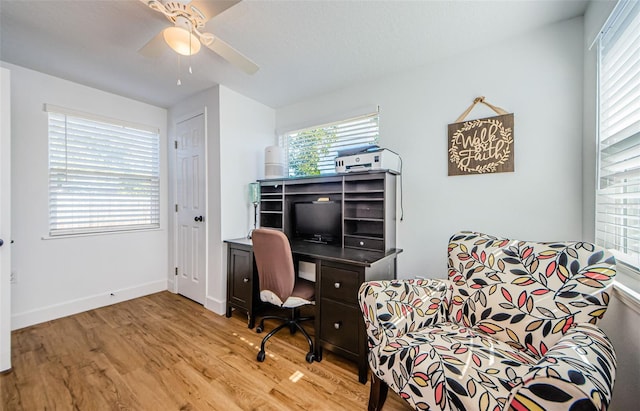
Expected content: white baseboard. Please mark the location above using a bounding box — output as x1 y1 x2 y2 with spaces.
11 280 168 330
205 295 226 315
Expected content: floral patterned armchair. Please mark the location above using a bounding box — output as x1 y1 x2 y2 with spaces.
359 231 617 411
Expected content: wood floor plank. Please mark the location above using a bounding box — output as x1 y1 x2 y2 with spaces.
120 365 185 410
1 291 412 410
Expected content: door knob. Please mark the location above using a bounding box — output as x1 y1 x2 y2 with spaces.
0 239 3 247
194 216 203 222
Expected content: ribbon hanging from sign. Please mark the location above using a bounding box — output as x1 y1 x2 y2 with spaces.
454 96 509 122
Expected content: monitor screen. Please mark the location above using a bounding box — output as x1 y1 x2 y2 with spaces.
293 201 341 244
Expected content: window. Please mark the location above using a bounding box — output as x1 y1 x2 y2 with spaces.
47 105 160 236
596 0 640 269
281 113 379 177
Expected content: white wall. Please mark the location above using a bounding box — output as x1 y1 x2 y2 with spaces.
219 85 275 239
583 2 640 410
4 63 168 329
217 86 275 312
167 85 274 315
277 17 585 278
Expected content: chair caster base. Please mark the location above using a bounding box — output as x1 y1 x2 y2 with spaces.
256 326 263 333
306 352 315 363
257 350 266 362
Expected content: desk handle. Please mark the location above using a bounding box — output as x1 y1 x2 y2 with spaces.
334 321 342 330
334 282 341 289
243 277 249 283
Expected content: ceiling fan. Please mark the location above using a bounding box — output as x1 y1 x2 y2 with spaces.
138 0 259 75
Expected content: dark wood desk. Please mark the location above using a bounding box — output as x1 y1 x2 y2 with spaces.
224 237 401 383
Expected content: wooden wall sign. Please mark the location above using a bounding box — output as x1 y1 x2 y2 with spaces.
448 97 514 176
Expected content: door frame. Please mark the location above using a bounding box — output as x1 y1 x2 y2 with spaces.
171 108 208 298
1 67 11 372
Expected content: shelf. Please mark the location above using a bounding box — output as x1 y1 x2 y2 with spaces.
344 217 383 222
344 181 384 192
345 220 383 235
344 197 384 202
345 190 384 194
286 191 342 196
260 211 282 214
260 212 283 229
286 182 342 194
344 233 384 240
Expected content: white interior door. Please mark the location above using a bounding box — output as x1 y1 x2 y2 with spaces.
175 114 206 304
0 67 11 371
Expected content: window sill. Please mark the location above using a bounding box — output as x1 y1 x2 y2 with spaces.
613 264 640 315
41 227 163 240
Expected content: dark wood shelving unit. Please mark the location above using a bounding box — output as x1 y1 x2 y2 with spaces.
259 170 397 252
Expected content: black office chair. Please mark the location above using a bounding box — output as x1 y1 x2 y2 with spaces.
251 228 316 363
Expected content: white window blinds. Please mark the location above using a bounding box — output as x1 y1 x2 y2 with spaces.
47 105 160 236
596 0 640 268
282 113 379 177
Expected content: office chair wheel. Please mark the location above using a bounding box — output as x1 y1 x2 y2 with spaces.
256 325 263 333
305 352 315 363
257 350 266 362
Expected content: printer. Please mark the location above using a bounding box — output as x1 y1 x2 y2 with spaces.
335 146 400 174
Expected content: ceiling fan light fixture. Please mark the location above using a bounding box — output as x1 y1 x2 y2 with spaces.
163 26 201 56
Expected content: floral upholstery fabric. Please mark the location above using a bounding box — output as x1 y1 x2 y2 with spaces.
359 231 617 411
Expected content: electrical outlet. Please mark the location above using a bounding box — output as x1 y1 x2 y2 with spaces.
10 271 17 284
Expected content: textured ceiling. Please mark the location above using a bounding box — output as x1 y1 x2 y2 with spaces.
0 0 591 109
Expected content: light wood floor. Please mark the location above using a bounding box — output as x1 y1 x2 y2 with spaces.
1 291 411 410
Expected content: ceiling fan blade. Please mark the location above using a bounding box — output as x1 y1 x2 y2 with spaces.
138 31 166 58
203 34 259 75
190 0 241 22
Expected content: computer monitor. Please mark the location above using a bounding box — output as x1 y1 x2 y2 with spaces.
293 201 341 244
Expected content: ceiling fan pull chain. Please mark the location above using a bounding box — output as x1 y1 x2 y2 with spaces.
177 55 182 86
189 32 193 74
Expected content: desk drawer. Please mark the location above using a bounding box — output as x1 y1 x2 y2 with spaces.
321 265 360 304
344 236 384 251
320 300 359 354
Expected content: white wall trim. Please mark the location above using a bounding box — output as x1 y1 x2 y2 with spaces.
614 282 640 315
612 263 640 315
205 295 226 316
11 280 167 330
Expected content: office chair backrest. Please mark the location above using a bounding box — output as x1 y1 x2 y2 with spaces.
252 228 296 304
